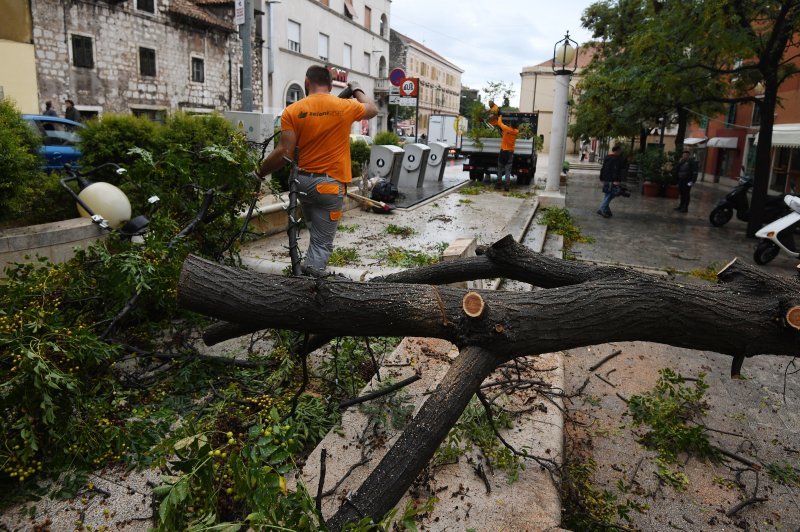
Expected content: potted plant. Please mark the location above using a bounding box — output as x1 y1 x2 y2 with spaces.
637 149 671 197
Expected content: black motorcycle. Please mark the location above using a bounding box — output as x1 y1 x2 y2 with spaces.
709 175 788 227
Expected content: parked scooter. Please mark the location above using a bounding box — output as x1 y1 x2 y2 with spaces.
753 195 800 265
709 174 788 227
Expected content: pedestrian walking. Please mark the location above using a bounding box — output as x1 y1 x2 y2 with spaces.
64 99 80 122
257 65 378 274
43 101 58 117
597 145 624 218
673 149 699 213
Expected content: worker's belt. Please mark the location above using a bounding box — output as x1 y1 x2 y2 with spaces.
297 171 330 178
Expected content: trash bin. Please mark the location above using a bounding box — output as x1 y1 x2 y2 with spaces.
424 142 448 182
368 145 404 184
396 143 430 188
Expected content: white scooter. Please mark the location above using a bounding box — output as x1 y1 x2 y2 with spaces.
753 195 800 265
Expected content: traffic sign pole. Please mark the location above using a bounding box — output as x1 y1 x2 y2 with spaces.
415 88 419 143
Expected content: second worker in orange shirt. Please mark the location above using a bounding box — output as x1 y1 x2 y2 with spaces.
496 116 519 191
258 65 378 274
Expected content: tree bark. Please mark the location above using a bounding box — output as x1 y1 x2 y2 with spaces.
181 238 800 360
177 237 800 529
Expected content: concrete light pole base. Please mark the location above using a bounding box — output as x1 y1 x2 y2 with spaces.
538 189 566 207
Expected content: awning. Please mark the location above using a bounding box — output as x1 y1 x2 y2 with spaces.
707 137 738 149
754 124 800 148
683 137 707 145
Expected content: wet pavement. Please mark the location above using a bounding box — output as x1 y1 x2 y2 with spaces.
566 167 799 276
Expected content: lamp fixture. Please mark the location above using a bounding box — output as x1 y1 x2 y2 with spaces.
552 31 579 75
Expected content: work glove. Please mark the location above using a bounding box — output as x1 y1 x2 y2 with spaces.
347 81 362 95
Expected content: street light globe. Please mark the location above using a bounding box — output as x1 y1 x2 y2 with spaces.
77 182 132 228
555 42 576 66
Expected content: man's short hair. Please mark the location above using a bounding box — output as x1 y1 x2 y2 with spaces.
683 149 690 155
611 145 622 153
65 99 74 106
306 66 332 87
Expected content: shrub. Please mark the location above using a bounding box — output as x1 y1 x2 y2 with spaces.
374 131 400 146
0 99 45 223
79 114 159 170
350 139 371 179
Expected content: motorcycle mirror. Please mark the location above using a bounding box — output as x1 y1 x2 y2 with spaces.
116 167 127 175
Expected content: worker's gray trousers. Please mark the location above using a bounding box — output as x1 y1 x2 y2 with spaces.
296 173 344 271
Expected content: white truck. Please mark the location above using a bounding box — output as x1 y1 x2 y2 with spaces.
427 114 467 157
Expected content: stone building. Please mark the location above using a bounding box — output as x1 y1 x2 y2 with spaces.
262 0 391 135
389 29 462 136
28 0 261 120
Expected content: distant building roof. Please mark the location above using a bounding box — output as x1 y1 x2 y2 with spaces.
169 0 235 32
393 30 464 73
523 45 597 72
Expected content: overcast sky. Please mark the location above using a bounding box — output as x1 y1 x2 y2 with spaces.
390 0 597 107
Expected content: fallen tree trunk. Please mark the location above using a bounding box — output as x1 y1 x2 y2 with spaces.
177 237 800 529
180 254 800 361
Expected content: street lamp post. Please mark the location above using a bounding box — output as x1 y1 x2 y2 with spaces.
542 31 578 207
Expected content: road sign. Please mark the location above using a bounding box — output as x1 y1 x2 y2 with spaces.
390 86 400 95
399 78 418 97
389 68 406 86
398 96 417 106
234 0 245 25
389 95 400 105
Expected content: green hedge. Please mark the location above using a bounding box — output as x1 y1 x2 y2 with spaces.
0 99 46 223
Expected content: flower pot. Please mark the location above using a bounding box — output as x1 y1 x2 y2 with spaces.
642 181 660 197
664 184 680 199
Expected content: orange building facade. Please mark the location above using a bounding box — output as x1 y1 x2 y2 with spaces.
686 41 800 192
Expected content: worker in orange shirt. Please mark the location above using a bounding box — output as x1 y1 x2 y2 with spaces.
496 116 519 191
487 100 500 126
258 65 378 274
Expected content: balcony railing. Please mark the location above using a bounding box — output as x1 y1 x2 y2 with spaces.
374 78 389 93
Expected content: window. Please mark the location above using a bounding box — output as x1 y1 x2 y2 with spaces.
191 57 204 83
35 119 81 146
71 35 94 68
136 0 155 13
288 20 300 53
379 14 387 37
318 33 329 61
364 52 371 75
239 66 243 90
131 108 166 124
378 56 387 77
286 83 304 107
343 44 352 69
364 6 371 31
139 47 156 76
726 103 737 126
343 0 356 19
752 101 762 127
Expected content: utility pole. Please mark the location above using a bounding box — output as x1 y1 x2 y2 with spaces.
240 0 253 112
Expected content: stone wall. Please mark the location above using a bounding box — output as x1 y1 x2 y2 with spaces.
31 0 262 116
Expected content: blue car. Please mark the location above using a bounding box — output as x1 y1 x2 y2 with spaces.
22 115 84 171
